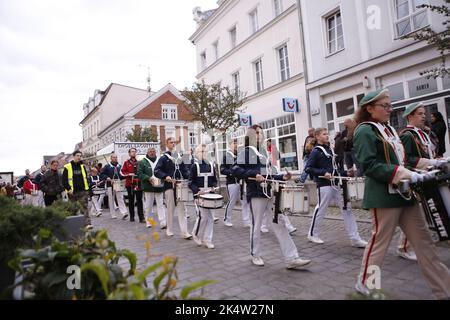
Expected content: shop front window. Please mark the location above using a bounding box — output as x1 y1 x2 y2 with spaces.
279 135 298 170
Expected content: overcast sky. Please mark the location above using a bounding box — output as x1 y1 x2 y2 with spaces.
0 0 216 176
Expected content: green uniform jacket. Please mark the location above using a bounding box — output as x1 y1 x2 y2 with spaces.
137 158 164 193
354 123 414 209
400 129 430 170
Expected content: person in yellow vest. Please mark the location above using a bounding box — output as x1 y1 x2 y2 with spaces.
62 150 92 229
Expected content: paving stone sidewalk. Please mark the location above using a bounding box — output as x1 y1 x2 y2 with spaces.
92 205 450 300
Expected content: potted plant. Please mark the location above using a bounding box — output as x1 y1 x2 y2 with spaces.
49 200 85 242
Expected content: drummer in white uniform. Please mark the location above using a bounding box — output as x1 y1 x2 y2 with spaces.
189 144 220 249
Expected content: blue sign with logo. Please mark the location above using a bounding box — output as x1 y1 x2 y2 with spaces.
238 114 252 127
282 98 299 112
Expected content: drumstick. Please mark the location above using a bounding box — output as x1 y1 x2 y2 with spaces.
318 176 354 180
248 177 288 183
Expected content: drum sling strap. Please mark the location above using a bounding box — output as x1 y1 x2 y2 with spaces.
165 153 180 206
402 126 434 159
195 161 214 191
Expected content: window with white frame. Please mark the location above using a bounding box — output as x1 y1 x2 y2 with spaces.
278 44 290 82
232 71 240 96
229 26 237 49
162 105 177 120
394 0 429 37
249 8 259 34
189 132 196 147
254 59 264 92
212 41 219 61
273 0 282 17
200 51 207 70
325 11 344 55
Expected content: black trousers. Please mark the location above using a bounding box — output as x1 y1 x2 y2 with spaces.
44 195 58 207
126 187 143 221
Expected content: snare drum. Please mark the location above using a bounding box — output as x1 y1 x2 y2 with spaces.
197 193 224 209
176 181 193 202
150 177 164 188
92 187 106 196
15 193 24 200
416 179 450 241
347 178 365 201
280 186 309 214
112 180 126 193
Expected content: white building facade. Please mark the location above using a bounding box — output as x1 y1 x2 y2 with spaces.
300 0 450 155
189 0 310 171
79 83 150 155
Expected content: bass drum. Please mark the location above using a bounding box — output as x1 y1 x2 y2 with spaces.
416 178 450 241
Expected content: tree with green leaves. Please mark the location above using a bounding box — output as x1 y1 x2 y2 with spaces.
126 126 158 142
402 0 450 78
182 81 246 134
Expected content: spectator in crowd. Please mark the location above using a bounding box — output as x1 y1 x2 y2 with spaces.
299 128 315 183
431 111 447 157
40 160 64 206
33 165 47 207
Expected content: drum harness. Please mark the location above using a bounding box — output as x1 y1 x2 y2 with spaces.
402 126 435 159
247 146 289 224
144 156 161 187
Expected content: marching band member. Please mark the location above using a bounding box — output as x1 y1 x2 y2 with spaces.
88 167 105 217
100 153 128 220
154 137 192 239
353 89 450 299
189 144 218 249
221 139 251 227
232 124 311 269
397 102 449 261
138 147 167 229
121 148 145 223
304 128 367 247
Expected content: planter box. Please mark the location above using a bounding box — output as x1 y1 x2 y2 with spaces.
54 215 86 242
0 260 15 299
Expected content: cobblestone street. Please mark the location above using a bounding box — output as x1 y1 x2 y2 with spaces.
92 205 450 300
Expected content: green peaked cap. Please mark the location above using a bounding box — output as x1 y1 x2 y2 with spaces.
358 88 390 107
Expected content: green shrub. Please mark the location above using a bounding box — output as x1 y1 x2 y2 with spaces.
0 196 66 263
11 229 216 300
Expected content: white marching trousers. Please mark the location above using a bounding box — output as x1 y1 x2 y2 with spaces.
192 205 214 243
224 183 250 224
249 197 299 263
90 194 104 215
24 194 39 207
106 187 127 217
164 189 188 235
143 192 166 225
309 185 361 241
37 190 45 207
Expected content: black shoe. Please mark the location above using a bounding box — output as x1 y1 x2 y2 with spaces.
130 218 135 222
139 219 145 223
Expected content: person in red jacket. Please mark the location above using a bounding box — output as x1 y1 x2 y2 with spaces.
121 148 144 222
23 174 39 206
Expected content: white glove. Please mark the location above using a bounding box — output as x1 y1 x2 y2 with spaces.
430 159 448 169
410 172 423 184
422 171 436 182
